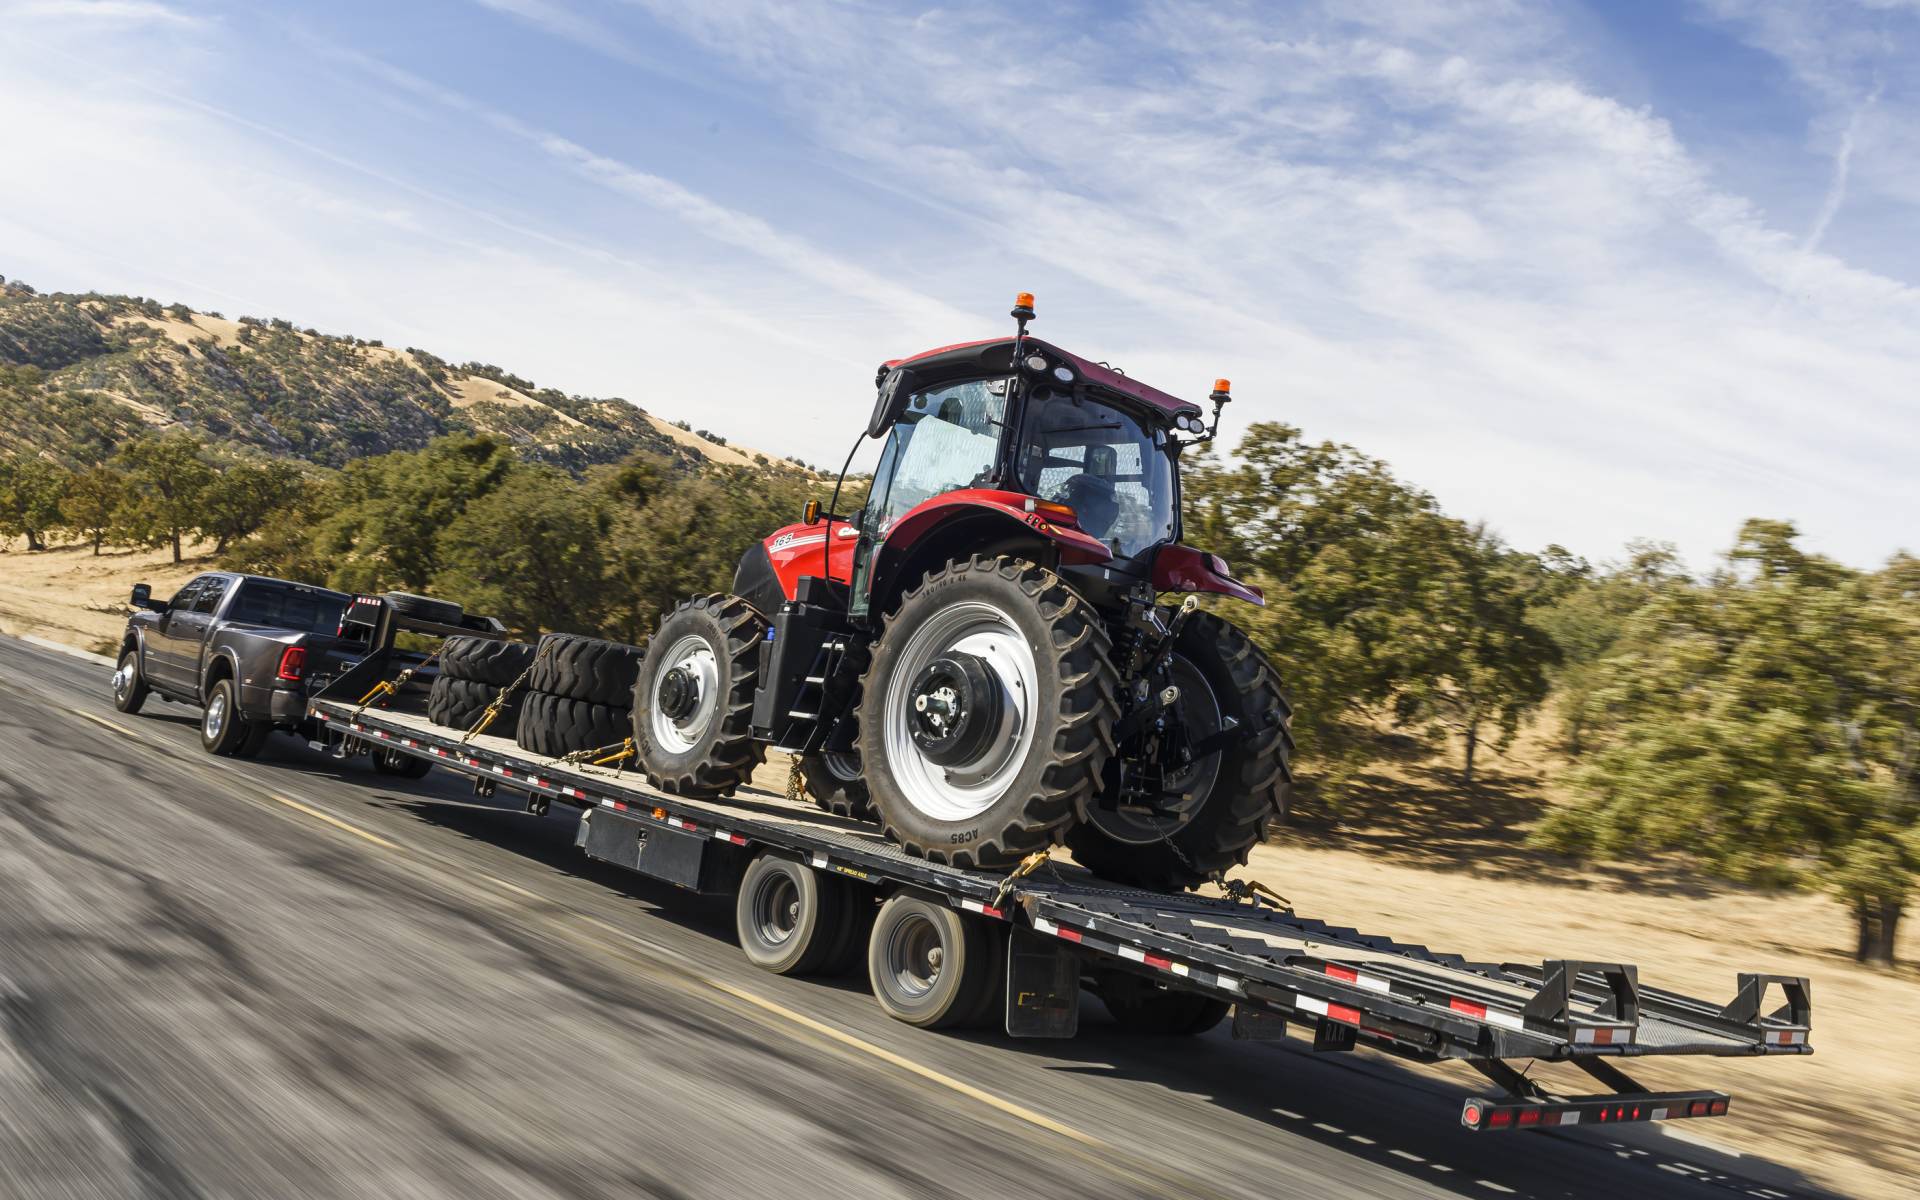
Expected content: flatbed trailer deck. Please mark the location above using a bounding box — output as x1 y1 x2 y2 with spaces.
309 656 1813 1135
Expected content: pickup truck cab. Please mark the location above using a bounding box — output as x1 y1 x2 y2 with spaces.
113 572 371 757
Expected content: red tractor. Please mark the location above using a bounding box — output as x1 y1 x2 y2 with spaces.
633 295 1292 891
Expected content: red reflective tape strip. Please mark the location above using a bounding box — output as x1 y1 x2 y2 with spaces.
1450 997 1488 1020
1326 964 1359 983
1327 1002 1361 1025
1143 953 1173 971
1057 925 1084 943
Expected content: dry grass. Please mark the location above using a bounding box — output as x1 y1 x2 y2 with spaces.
0 540 210 656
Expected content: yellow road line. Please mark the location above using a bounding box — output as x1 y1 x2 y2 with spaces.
266 793 401 850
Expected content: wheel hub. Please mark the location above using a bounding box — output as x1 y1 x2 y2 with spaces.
906 654 1002 767
656 666 699 721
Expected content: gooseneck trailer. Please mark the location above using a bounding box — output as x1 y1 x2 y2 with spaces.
307 595 1813 1136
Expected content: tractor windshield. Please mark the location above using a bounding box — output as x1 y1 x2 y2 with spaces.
1016 395 1176 558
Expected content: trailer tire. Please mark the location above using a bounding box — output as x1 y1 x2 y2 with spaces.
427 675 520 733
1066 612 1293 892
736 855 852 975
802 749 874 820
515 690 630 759
867 893 995 1029
371 746 433 779
382 591 464 627
531 633 646 708
439 636 536 687
1095 971 1229 1035
634 595 766 798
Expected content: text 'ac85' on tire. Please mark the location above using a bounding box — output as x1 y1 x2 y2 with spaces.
860 556 1119 870
1066 611 1293 892
634 595 766 798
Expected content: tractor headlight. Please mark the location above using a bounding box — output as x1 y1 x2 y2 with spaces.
1024 353 1049 372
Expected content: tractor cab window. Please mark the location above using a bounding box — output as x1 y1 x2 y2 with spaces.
1017 396 1175 558
865 379 1007 537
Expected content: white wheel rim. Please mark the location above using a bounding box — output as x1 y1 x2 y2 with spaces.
881 600 1038 823
648 634 721 754
205 691 227 740
113 661 133 702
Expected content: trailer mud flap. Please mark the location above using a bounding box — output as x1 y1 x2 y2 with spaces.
576 808 746 894
1231 1004 1289 1042
1006 928 1079 1038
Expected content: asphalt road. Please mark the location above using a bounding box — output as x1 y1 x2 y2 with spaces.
0 634 1839 1200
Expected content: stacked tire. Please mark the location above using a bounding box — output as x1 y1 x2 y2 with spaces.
515 633 645 759
427 635 537 734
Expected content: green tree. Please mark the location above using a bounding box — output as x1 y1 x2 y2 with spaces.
115 431 214 563
1533 541 1685 755
432 466 615 636
1391 522 1563 786
198 459 305 554
0 456 70 551
315 434 516 592
60 464 128 555
1537 522 1919 964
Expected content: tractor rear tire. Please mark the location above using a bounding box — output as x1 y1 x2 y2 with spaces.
439 636 537 687
515 690 630 759
634 595 766 798
860 556 1119 870
1066 612 1292 892
802 749 874 820
531 633 647 709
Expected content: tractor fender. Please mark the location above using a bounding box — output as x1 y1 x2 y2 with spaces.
1151 544 1265 606
879 490 1113 570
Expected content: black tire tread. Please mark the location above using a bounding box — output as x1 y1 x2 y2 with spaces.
427 675 521 733
515 689 630 759
438 636 537 687
635 595 767 798
531 633 647 707
864 556 1119 870
1067 612 1294 891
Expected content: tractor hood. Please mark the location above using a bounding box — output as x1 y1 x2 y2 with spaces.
871 337 1203 437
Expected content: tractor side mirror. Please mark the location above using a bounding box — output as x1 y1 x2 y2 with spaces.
130 583 163 612
803 499 821 525
868 365 917 438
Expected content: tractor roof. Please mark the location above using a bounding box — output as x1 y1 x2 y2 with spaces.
883 337 1203 421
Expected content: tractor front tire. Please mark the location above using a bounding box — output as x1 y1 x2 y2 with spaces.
1066 612 1292 892
802 748 874 820
860 556 1118 870
634 595 767 798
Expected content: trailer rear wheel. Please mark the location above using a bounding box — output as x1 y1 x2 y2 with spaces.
868 893 994 1028
736 854 850 975
1095 971 1229 1035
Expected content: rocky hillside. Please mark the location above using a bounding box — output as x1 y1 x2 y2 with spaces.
0 280 778 473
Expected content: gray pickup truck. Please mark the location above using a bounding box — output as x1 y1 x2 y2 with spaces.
112 571 464 768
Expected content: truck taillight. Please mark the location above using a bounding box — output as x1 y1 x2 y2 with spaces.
277 646 306 682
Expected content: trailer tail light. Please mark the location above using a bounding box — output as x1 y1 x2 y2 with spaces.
1462 1093 1731 1132
277 646 307 682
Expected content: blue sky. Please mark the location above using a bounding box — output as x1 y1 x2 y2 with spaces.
2 0 1915 568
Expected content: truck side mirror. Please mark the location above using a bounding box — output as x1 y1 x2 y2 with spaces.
803 499 821 525
130 583 158 611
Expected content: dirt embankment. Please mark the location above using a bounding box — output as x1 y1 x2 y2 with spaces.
0 541 208 656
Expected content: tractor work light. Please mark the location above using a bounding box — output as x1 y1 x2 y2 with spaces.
1052 365 1074 382
1025 353 1049 372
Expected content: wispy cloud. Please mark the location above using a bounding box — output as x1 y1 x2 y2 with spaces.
8 0 198 24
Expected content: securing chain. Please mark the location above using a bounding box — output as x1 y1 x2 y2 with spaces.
353 647 441 719
461 639 553 745
990 850 1053 910
785 757 807 804
559 737 636 769
1214 872 1292 912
